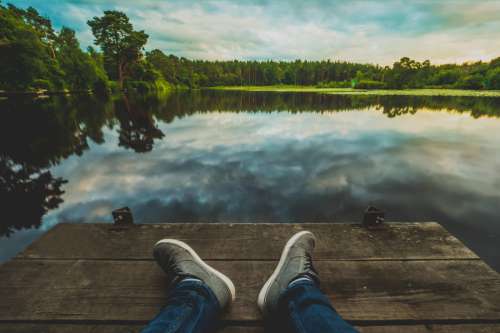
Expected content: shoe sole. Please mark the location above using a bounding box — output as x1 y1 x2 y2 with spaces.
154 239 236 302
257 230 314 314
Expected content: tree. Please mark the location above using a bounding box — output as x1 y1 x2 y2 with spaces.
385 57 423 88
146 49 179 84
88 11 148 88
485 67 500 90
55 27 104 90
7 4 57 58
432 69 461 86
0 3 64 90
456 74 484 90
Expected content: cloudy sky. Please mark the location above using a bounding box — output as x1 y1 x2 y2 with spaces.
8 0 500 65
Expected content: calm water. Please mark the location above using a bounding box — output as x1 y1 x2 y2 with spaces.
1 91 500 270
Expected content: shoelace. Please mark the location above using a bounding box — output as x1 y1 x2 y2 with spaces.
164 256 183 277
304 252 315 272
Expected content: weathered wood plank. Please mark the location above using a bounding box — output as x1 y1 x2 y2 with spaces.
0 324 144 333
1 324 500 333
1 259 498 322
358 325 500 333
0 324 262 333
18 223 477 260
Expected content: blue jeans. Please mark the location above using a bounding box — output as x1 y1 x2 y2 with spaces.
141 279 358 333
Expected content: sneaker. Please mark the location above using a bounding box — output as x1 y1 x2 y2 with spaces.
257 231 318 316
154 239 236 308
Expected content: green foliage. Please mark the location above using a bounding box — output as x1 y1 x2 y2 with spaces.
432 69 461 86
56 27 107 90
87 10 148 88
0 3 108 92
490 57 500 68
145 49 385 88
384 58 431 88
354 80 385 90
455 74 484 90
124 78 171 94
485 67 500 90
144 50 500 91
0 3 56 90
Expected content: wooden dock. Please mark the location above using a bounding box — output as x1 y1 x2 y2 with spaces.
0 222 499 332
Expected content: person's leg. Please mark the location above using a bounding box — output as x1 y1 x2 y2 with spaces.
142 239 236 333
258 231 358 333
141 278 220 333
276 277 358 333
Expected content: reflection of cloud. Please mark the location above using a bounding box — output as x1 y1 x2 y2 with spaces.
8 0 500 64
2 106 500 270
46 109 500 240
51 110 500 215
50 109 500 269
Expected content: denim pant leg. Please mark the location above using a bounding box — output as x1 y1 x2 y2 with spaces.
272 280 359 333
141 280 221 333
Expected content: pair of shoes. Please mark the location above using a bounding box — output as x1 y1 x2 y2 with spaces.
153 230 318 315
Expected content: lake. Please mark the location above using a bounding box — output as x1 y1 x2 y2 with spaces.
1 90 499 271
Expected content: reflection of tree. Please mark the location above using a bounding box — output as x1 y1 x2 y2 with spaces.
0 90 498 238
0 158 66 236
0 95 112 236
115 94 164 153
149 90 500 120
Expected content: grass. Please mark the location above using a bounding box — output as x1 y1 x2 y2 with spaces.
210 85 500 97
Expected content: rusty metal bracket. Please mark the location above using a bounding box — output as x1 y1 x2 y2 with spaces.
363 206 385 229
112 207 134 225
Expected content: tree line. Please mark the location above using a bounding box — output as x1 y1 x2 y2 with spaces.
147 52 500 90
1 3 500 92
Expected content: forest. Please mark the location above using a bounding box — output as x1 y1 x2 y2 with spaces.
1 3 500 93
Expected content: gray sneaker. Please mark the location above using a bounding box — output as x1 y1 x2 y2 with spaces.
154 239 236 308
257 231 318 316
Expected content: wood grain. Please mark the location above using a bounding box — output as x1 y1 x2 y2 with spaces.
0 259 498 322
18 223 477 260
1 324 499 333
2 222 498 332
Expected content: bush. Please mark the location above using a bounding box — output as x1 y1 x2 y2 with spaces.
485 68 500 90
432 70 461 86
154 79 171 93
354 80 385 89
124 80 151 93
455 74 484 90
31 79 54 91
108 81 121 93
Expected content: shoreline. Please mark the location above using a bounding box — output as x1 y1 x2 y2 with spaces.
208 86 500 97
3 86 500 98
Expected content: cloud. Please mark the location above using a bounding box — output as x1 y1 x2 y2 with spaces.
8 0 500 64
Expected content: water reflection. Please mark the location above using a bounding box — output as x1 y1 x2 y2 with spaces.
0 91 499 271
115 95 165 153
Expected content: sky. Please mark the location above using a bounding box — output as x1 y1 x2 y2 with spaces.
7 0 500 65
